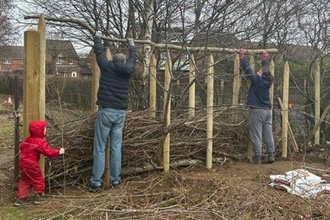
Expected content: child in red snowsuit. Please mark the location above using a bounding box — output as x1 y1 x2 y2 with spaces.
15 120 65 206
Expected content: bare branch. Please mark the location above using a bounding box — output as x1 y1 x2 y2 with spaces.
24 14 278 53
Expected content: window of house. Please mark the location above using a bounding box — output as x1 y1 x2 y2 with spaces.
56 54 63 64
185 53 190 61
63 72 67 77
72 72 77 77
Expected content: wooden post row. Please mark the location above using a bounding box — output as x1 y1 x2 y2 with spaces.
149 54 157 117
163 52 172 172
23 29 45 171
206 54 214 169
314 61 320 145
281 61 290 158
38 15 46 175
103 47 112 188
246 56 255 161
189 54 196 118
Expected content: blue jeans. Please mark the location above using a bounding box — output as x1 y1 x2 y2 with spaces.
249 108 275 157
90 107 126 187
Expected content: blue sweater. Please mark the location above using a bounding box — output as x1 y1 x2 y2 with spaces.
93 36 137 110
240 59 272 109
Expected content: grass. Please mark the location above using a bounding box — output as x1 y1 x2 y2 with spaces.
0 207 31 220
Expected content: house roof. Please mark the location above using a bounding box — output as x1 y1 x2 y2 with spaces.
0 46 24 59
190 31 241 48
0 40 80 60
46 39 79 59
278 44 323 62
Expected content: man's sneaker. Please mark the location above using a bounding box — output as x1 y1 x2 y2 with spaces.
112 182 120 188
251 156 261 164
89 184 102 193
33 194 46 204
14 198 30 207
267 153 275 163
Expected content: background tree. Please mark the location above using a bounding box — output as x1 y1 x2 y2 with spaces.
0 0 16 45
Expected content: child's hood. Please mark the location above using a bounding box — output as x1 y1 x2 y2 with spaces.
29 120 46 138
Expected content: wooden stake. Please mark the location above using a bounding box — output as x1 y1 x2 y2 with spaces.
277 97 299 152
206 54 214 169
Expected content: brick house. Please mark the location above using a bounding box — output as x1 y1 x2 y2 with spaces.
46 39 82 78
0 45 24 75
0 40 91 78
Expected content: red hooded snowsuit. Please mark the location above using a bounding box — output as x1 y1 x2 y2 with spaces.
16 120 60 199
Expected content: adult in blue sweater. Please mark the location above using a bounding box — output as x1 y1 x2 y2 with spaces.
239 48 275 164
90 31 138 192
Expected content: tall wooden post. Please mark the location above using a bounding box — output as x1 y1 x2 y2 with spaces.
232 54 240 122
189 54 196 118
281 61 290 157
103 47 112 188
206 54 214 169
38 14 46 176
91 51 100 112
314 61 320 145
23 30 41 138
163 52 172 172
247 56 255 160
269 59 275 105
149 54 157 117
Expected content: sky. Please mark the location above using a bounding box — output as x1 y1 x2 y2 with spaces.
9 0 91 56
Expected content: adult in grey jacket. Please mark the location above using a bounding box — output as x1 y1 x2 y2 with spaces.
239 48 275 164
90 31 137 192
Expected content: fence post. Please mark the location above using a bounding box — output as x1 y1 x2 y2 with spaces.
163 52 172 172
246 56 255 160
103 47 112 188
189 54 196 118
38 15 46 176
23 30 41 139
269 59 275 106
282 61 290 157
149 54 157 117
232 54 240 123
206 54 214 169
91 51 100 112
314 61 320 145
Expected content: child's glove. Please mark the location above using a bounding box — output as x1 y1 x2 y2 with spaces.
239 48 246 59
261 51 269 61
59 148 65 155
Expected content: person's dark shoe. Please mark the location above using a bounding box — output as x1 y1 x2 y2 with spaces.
89 184 102 193
267 153 275 163
112 182 120 188
251 156 261 164
14 198 30 207
33 194 46 204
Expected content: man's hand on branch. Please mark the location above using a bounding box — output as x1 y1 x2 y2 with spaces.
127 38 135 47
261 51 269 61
94 31 101 38
238 48 246 60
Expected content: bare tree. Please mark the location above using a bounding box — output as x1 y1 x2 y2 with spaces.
0 0 16 45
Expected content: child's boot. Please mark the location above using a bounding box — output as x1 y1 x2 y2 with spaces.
33 194 46 204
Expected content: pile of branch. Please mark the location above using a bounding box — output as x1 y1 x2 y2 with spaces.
45 107 248 187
